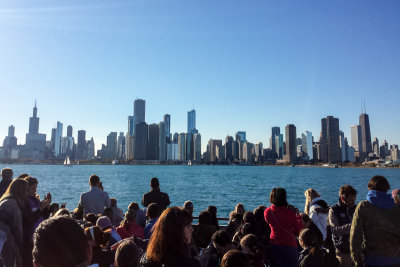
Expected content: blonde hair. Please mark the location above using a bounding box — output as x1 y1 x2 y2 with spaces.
0 178 28 208
304 188 320 215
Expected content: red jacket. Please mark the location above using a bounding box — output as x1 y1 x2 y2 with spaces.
264 205 302 247
116 222 144 239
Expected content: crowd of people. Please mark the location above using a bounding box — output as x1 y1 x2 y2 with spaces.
0 166 399 267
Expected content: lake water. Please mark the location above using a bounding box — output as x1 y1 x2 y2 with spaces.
1 165 399 218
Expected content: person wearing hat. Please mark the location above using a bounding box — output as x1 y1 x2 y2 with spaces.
392 189 400 206
96 216 121 246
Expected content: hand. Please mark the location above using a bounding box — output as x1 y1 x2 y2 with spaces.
40 198 51 211
60 203 67 209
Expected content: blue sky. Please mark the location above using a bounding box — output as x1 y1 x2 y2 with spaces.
0 0 399 152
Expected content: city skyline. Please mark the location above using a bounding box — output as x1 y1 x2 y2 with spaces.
1 1 399 151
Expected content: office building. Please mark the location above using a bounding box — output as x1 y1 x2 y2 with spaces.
159 122 167 161
284 124 297 163
128 116 137 136
117 132 125 159
193 133 201 162
55 121 63 157
235 131 246 143
270 127 280 157
134 122 148 160
275 134 284 159
208 139 222 162
167 143 178 161
67 125 73 137
372 137 379 156
320 116 341 163
163 114 171 141
178 133 186 161
125 133 134 161
134 99 146 124
302 131 313 160
147 124 159 160
225 136 234 162
359 112 372 156
187 109 196 133
24 103 46 159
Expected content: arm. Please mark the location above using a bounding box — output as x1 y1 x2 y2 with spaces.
141 194 148 207
350 202 364 267
328 208 351 236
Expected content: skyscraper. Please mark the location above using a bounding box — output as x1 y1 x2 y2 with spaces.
163 114 171 141
193 133 201 162
351 125 362 161
77 130 87 159
55 121 63 156
235 131 246 143
225 136 234 162
178 133 186 161
134 99 146 124
320 116 341 163
275 134 284 159
148 123 160 160
117 132 125 159
128 116 137 136
302 131 313 160
67 125 73 137
284 124 297 163
159 122 167 161
107 132 118 159
271 127 280 154
24 102 46 159
187 109 196 134
29 101 39 134
208 139 222 162
359 112 372 157
134 122 148 160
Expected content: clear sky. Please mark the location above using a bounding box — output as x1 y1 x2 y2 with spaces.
1 0 399 153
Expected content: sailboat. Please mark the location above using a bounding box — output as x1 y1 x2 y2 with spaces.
64 156 73 167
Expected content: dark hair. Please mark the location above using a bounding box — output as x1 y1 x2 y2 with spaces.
253 205 266 222
84 213 98 226
1 168 13 180
211 230 231 246
115 240 141 267
269 187 288 207
0 178 28 207
147 203 159 219
17 173 30 179
103 207 113 223
240 223 256 236
368 175 390 193
84 226 111 247
240 234 264 258
33 216 91 267
207 206 217 215
339 184 357 197
243 211 256 225
299 228 317 248
24 176 38 186
128 202 139 211
122 209 137 230
89 175 100 186
151 177 159 188
221 249 249 267
198 211 212 225
110 198 117 207
146 207 192 264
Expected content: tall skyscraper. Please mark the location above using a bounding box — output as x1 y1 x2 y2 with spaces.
67 125 73 137
275 134 284 159
148 123 159 160
339 131 346 163
225 136 234 162
134 99 146 124
193 133 201 162
302 131 313 160
107 132 118 159
372 137 379 156
351 125 362 161
271 127 280 153
235 131 246 143
55 121 63 156
87 137 95 159
284 124 297 163
163 114 171 141
320 116 341 163
117 132 125 159
29 101 39 134
178 133 186 161
208 139 222 162
134 122 148 160
50 128 56 152
125 133 134 161
159 122 167 161
359 112 372 156
187 109 196 133
128 116 137 136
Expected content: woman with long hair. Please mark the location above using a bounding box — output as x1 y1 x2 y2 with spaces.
0 178 28 267
304 188 329 241
117 209 144 239
140 207 200 267
264 187 302 267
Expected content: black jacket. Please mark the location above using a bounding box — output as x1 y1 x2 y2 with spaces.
141 189 170 212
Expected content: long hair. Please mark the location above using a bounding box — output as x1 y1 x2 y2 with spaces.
121 209 136 231
146 207 192 264
84 226 111 248
0 178 28 208
304 188 320 215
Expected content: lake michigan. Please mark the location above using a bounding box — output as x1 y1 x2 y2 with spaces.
1 165 399 218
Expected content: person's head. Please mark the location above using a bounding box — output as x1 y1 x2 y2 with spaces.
97 216 113 231
368 175 390 193
24 176 38 197
243 211 256 225
300 213 311 228
111 198 117 207
392 189 400 205
0 178 28 207
103 207 113 223
220 249 250 267
304 188 320 214
253 205 266 223
115 240 141 267
49 203 60 216
234 203 245 215
146 207 193 264
299 228 318 250
128 202 139 211
147 203 159 220
33 216 91 267
122 209 137 230
339 184 357 207
207 205 217 216
17 173 30 179
54 208 70 217
239 223 256 237
84 213 98 226
269 187 288 207
240 234 264 259
84 226 111 248
211 230 233 256
198 211 212 225
89 174 100 187
150 177 159 189
183 200 194 215
1 168 13 181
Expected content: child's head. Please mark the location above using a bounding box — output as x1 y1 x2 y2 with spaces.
299 228 317 250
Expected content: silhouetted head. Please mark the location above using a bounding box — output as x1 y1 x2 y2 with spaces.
89 175 100 187
115 239 141 267
269 187 288 207
147 203 159 220
1 168 13 181
368 175 390 193
150 177 159 189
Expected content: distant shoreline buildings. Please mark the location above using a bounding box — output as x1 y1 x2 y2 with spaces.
1 100 399 165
